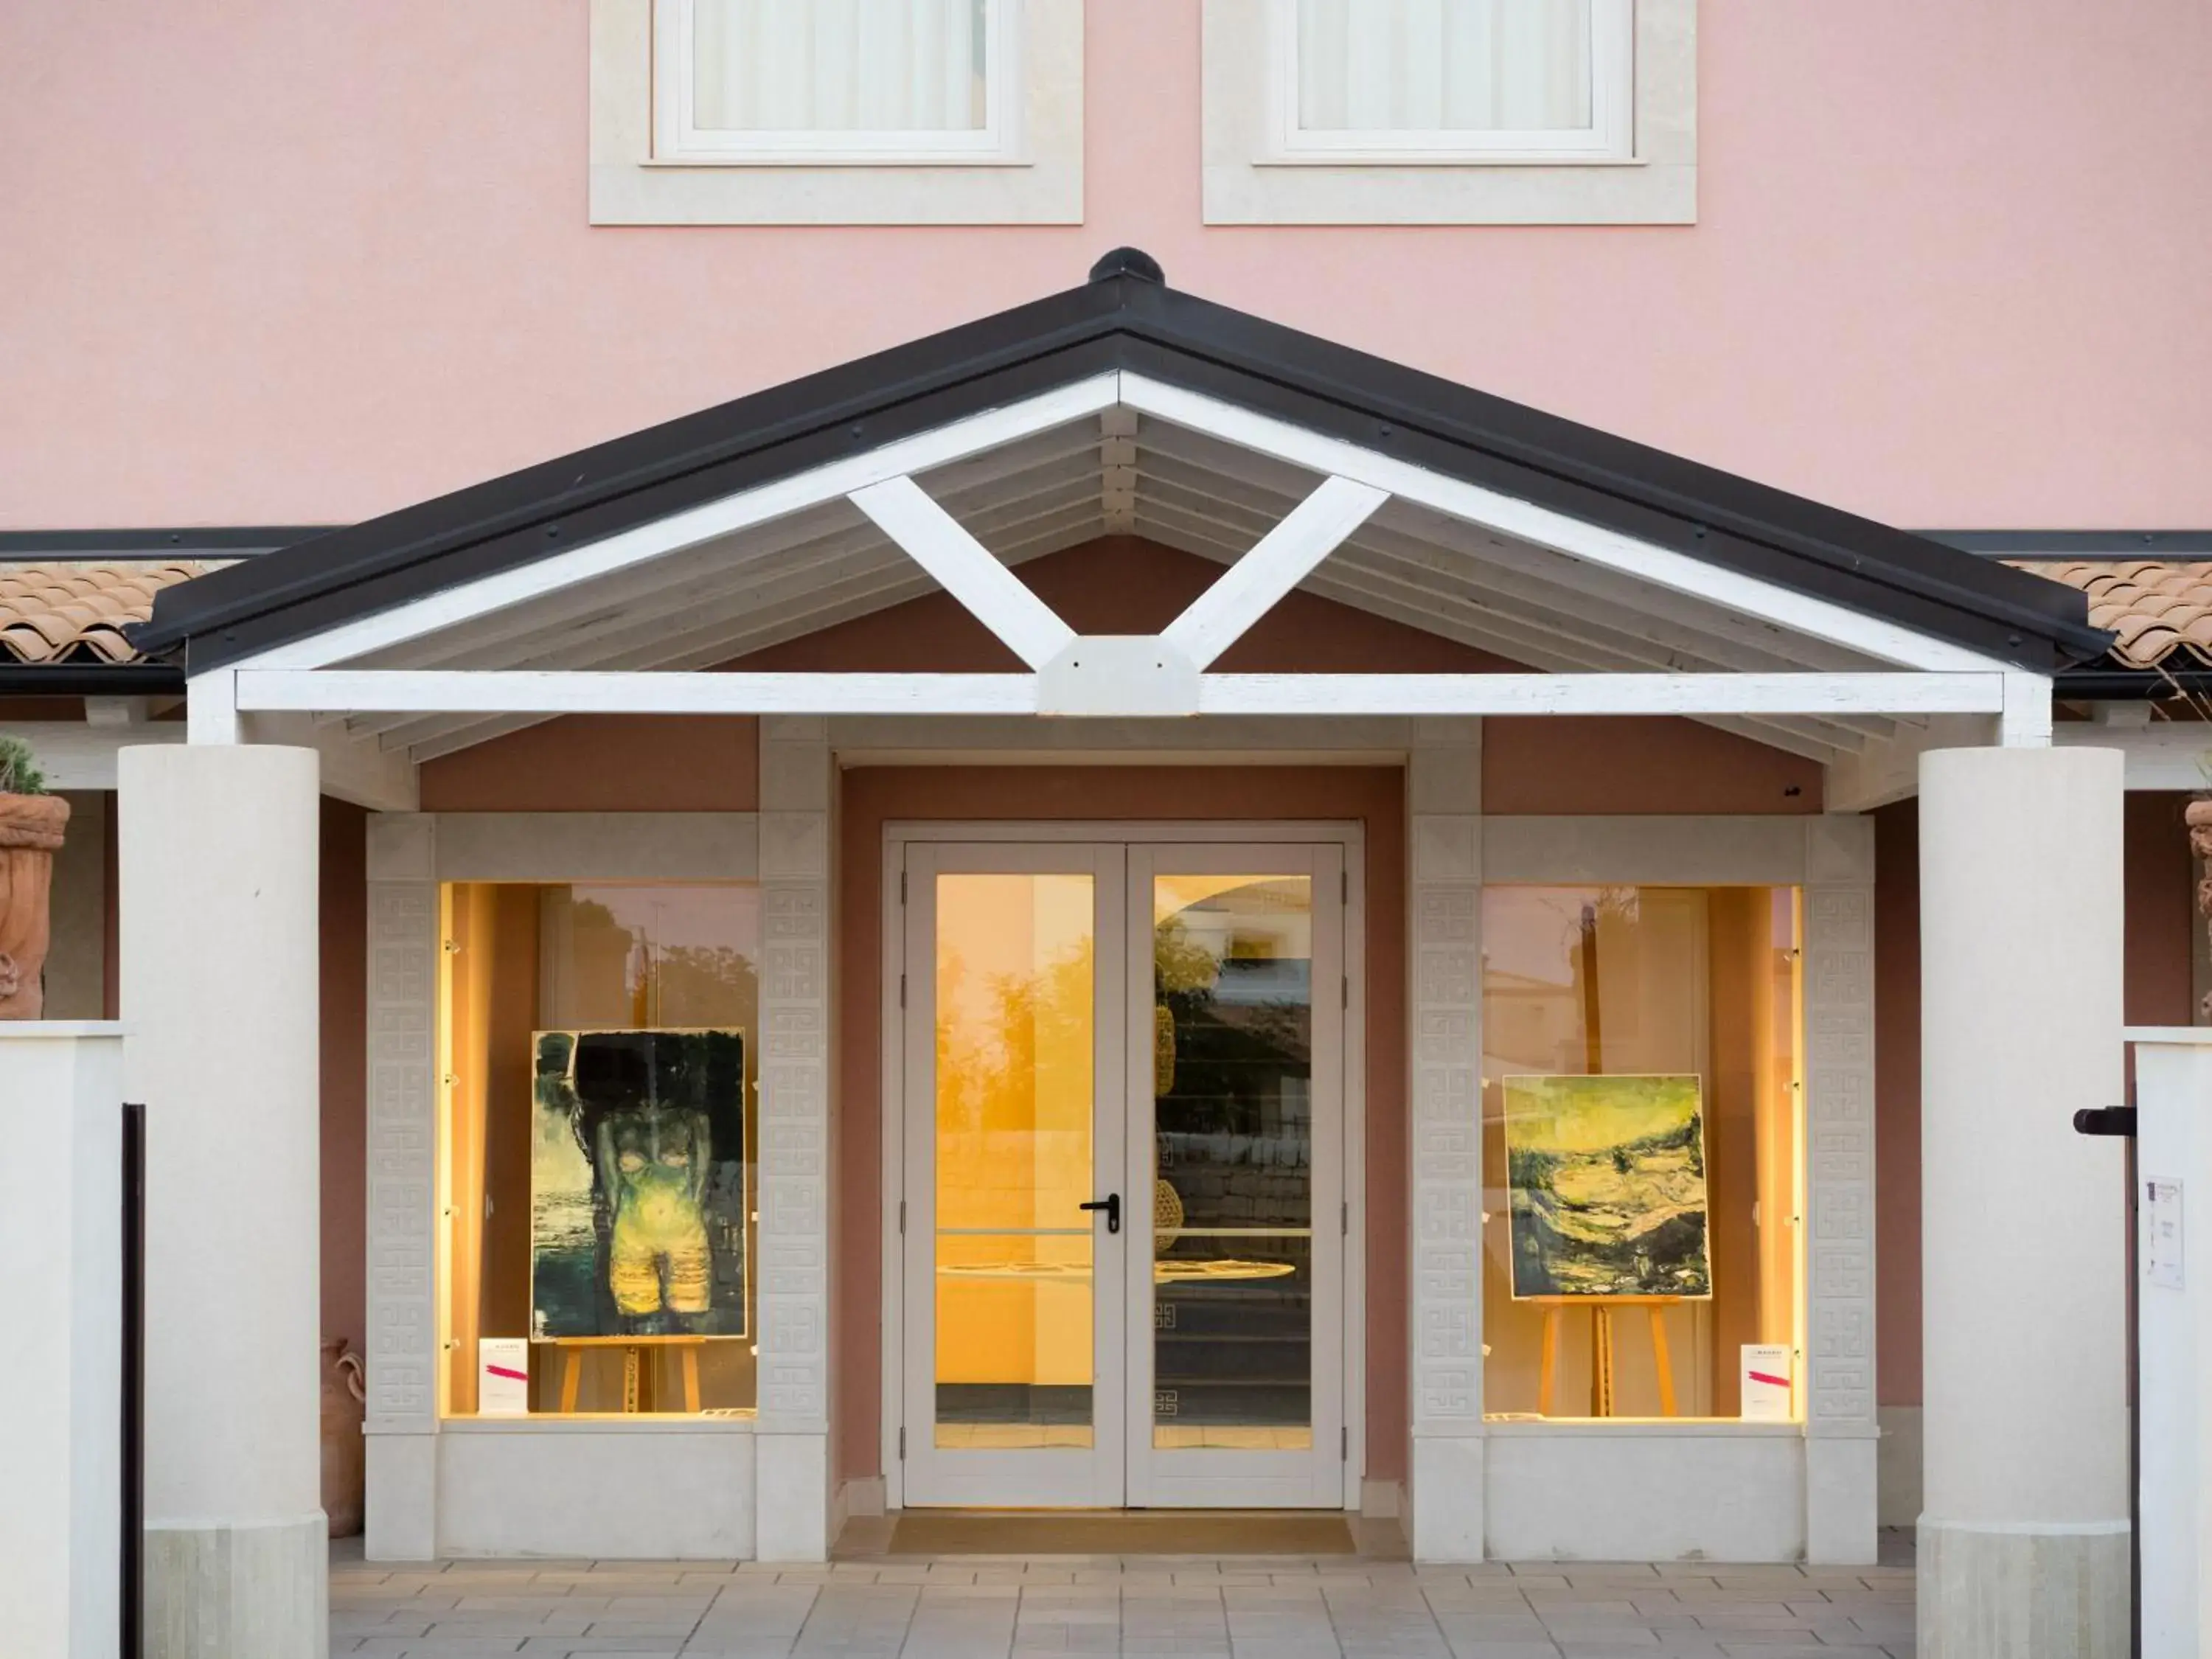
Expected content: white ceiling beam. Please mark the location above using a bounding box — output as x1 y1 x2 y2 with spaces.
849 476 1077 670
1195 673 2003 719
1161 476 1388 669
253 670 1041 717
238 667 2001 723
1123 373 2017 675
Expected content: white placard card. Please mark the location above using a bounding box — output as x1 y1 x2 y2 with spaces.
1740 1343 1792 1421
479 1337 530 1416
2146 1178 2185 1290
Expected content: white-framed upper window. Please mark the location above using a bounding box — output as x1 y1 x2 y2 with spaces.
1266 0 1634 164
652 0 1023 166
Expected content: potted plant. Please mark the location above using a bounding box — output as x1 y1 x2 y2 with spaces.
0 736 70 1020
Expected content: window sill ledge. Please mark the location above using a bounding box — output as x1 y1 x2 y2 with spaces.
1253 153 1646 170
434 1411 759 1433
641 153 1035 170
1481 1416 1804 1437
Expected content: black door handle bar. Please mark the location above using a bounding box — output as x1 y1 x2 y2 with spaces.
1079 1194 1121 1234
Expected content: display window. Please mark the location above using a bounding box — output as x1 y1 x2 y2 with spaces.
439 883 759 1417
1481 886 1802 1422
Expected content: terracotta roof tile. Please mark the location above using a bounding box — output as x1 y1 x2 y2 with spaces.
0 561 220 665
2009 560 2212 670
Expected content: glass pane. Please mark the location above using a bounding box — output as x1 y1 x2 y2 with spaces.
692 0 990 133
1480 886 1802 1422
1150 874 1315 1452
1296 0 1594 133
441 883 759 1418
933 874 1096 1448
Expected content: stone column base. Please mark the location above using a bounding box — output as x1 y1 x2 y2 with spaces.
146 1512 328 1659
1918 1516 2129 1658
1408 1435 1485 1563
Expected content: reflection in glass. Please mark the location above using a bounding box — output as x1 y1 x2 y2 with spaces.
1150 876 1315 1450
1480 886 1801 1421
442 883 761 1417
933 874 1096 1447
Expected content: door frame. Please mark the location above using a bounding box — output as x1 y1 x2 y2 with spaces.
880 820 1368 1512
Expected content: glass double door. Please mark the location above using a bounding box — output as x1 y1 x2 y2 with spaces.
899 841 1346 1509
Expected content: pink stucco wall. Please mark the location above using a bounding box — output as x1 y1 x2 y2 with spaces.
3 1 2207 529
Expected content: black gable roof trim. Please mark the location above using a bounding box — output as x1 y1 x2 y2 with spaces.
139 251 2108 672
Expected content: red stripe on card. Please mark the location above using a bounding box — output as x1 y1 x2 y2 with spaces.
1747 1371 1790 1388
485 1365 528 1382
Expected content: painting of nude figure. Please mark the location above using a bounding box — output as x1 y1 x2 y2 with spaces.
530 1028 748 1340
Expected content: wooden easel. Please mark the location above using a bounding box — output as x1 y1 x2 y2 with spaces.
1531 1296 1681 1417
545 1335 706 1413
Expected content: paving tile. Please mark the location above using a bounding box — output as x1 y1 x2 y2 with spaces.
330 1543 1921 1658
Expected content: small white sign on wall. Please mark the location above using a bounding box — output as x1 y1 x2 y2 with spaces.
2146 1178 2185 1290
1740 1344 1793 1422
479 1338 530 1416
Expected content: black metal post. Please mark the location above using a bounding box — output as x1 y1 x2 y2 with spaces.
2073 1105 2140 1659
121 1102 145 1659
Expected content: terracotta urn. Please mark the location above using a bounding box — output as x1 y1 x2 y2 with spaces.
321 1338 367 1538
0 792 69 1020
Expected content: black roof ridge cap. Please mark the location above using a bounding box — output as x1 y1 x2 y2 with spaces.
134 279 1150 655
1108 288 2106 658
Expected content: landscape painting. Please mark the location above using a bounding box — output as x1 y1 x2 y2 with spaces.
530 1027 748 1340
1502 1074 1711 1300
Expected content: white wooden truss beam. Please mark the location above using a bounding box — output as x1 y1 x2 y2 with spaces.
1160 476 1388 667
848 475 1077 668
234 668 2005 722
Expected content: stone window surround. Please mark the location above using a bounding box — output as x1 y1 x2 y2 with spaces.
1407 754 1877 1560
362 794 827 1562
588 0 1084 226
1202 0 1697 226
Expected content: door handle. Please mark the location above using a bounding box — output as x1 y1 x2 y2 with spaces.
1079 1194 1121 1234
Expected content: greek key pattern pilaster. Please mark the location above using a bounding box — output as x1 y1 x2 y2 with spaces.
365 866 439 1427
1803 815 1877 1435
757 719 830 1428
1411 767 1484 1431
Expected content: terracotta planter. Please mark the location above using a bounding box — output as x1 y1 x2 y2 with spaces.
0 793 69 1020
321 1338 367 1538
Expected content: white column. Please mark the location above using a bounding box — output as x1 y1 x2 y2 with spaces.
754 716 833 1560
1802 815 1879 1562
1406 717 1484 1561
0 1027 125 1659
1918 745 2128 1656
121 745 327 1659
362 814 439 1560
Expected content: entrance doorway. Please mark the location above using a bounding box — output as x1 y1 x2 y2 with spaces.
887 830 1355 1509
